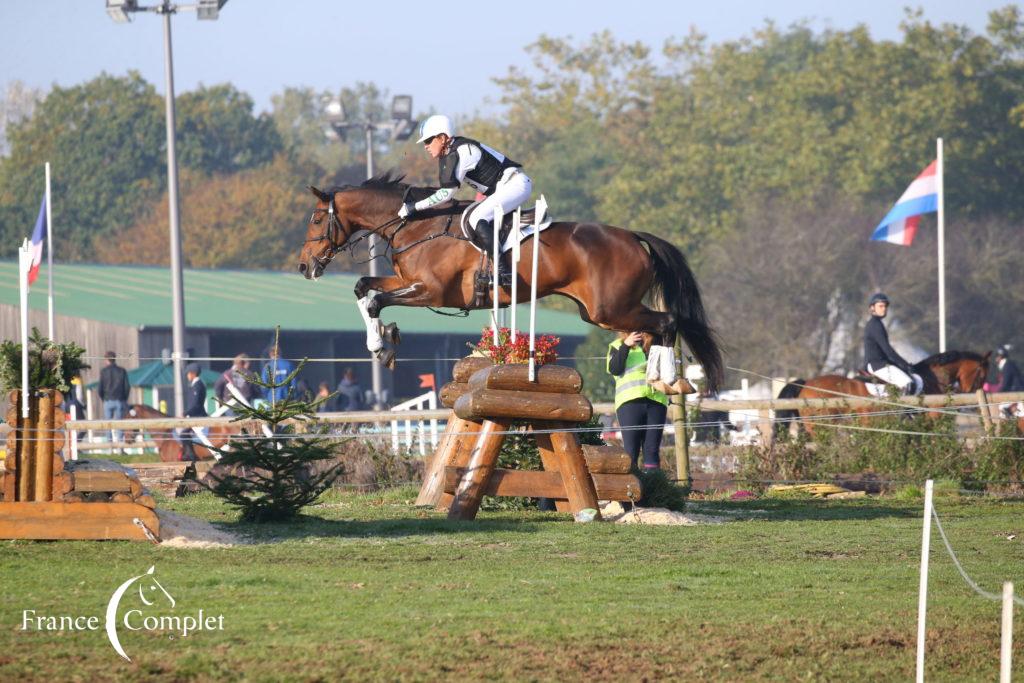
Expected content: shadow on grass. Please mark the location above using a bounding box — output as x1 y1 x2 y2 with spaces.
691 498 923 523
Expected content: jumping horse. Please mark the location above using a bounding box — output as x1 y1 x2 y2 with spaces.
297 172 724 392
775 350 991 434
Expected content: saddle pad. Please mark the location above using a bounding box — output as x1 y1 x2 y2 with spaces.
460 202 554 254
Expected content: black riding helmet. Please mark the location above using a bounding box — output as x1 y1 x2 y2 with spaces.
869 292 890 306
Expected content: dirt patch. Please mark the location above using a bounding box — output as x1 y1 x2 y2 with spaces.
599 501 730 525
157 510 243 548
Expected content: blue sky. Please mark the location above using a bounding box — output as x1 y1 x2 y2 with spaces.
1 1 1012 118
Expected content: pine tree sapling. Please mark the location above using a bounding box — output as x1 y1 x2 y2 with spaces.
0 327 89 393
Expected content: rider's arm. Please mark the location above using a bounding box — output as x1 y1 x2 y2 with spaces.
412 144 482 212
872 324 913 372
607 343 630 376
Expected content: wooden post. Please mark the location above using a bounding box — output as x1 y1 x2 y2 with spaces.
34 390 54 502
533 424 570 512
17 392 36 502
758 409 774 449
447 419 510 520
416 415 478 506
672 337 691 486
543 423 601 517
435 420 484 512
977 389 993 433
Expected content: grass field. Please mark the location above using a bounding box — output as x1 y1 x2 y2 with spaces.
1 487 1021 682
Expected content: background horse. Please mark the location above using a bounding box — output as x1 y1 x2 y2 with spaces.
775 350 990 435
127 404 239 462
297 172 724 392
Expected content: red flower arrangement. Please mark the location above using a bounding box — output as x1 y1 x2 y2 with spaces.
472 328 560 366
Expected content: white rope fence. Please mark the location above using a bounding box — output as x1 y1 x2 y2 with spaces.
916 480 1020 682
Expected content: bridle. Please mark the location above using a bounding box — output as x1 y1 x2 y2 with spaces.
303 194 404 270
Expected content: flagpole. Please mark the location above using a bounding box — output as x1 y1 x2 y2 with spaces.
45 162 54 340
936 138 946 352
19 240 31 419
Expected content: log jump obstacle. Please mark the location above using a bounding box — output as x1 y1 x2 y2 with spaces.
417 357 642 521
0 389 159 541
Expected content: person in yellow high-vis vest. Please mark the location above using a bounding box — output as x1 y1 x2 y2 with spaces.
607 331 669 470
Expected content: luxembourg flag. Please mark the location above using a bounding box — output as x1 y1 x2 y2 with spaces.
27 194 47 287
870 161 938 246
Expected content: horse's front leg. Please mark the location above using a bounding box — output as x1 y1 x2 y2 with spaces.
353 276 406 353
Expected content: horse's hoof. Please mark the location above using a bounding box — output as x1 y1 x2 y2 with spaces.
381 322 401 346
378 348 397 369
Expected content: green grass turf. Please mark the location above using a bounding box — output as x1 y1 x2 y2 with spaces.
0 488 1021 681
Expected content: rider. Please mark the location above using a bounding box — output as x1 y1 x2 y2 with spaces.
397 114 532 287
863 292 922 395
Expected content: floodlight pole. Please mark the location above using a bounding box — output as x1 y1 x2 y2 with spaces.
159 3 188 417
365 124 383 410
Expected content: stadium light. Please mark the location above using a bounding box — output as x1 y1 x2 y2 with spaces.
105 0 137 23
105 0 229 416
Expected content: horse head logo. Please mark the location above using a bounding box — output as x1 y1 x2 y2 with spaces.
105 566 174 662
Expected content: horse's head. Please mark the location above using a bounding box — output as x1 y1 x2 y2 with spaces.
958 351 991 392
298 186 349 280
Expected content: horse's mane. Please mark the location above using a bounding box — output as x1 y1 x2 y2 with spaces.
330 170 409 196
914 350 986 368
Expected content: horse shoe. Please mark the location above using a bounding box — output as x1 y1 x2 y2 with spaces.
377 348 397 370
379 322 401 346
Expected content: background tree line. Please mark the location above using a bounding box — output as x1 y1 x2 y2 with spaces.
1 7 1022 380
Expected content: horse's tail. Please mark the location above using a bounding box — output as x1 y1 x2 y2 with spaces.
635 231 724 393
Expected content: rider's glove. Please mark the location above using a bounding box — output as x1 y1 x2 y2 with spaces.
397 202 415 219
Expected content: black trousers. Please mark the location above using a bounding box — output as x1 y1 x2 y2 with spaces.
616 398 668 469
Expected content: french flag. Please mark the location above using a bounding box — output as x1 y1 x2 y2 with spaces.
27 195 46 286
870 160 938 246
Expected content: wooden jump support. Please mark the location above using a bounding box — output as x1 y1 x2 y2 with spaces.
417 358 642 521
0 389 160 541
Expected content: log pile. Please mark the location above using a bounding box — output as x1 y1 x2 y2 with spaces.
0 390 160 541
417 358 642 521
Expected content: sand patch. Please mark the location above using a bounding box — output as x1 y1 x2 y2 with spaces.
599 501 730 525
157 510 243 548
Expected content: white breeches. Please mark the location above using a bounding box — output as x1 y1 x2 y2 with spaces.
868 364 923 395
468 170 533 229
356 295 383 353
645 345 679 383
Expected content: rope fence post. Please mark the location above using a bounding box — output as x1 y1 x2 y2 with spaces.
510 208 521 342
1001 581 1014 683
528 196 547 383
917 478 934 683
492 206 503 344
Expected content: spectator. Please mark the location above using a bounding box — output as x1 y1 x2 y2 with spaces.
261 345 296 404
214 353 257 413
315 381 332 413
991 345 1024 419
177 362 208 461
334 368 364 411
295 378 313 402
606 331 668 471
98 350 130 443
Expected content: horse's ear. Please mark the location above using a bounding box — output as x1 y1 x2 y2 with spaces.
309 186 330 202
983 351 992 362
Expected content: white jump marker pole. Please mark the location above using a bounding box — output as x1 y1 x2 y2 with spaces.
492 207 504 345
510 208 521 342
18 240 31 419
528 195 547 382
1001 581 1014 683
916 479 934 683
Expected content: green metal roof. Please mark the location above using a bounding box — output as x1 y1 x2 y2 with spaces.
0 262 590 335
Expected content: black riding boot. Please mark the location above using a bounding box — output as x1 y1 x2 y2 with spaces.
475 221 512 287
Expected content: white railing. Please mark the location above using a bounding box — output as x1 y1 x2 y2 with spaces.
390 391 439 455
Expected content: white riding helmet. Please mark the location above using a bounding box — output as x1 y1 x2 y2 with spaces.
417 114 454 143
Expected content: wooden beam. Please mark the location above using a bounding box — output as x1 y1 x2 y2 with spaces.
452 356 494 383
581 444 632 474
0 502 159 541
439 382 472 409
70 471 133 493
454 389 592 423
546 426 602 517
415 414 481 506
446 419 510 520
467 364 583 394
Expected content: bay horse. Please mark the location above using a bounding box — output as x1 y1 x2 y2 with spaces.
127 404 240 462
775 350 990 435
296 172 724 392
